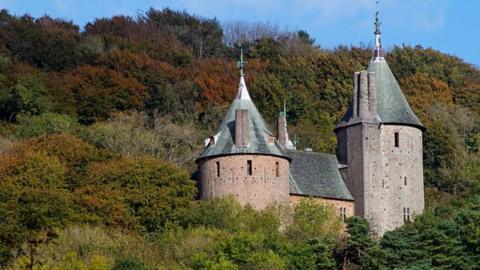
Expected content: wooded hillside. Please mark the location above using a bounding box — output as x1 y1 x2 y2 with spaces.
0 8 479 269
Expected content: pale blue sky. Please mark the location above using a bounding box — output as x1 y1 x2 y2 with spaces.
3 0 479 66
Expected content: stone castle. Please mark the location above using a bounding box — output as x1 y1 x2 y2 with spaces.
195 12 424 236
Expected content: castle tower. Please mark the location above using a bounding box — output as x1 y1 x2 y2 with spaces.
196 52 291 209
334 9 425 236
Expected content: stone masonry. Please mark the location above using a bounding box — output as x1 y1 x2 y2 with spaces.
197 154 290 209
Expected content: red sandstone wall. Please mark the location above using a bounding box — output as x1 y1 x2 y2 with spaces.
198 154 290 209
289 195 355 219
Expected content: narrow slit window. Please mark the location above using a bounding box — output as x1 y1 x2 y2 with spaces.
247 160 253 176
403 207 411 223
216 161 220 177
339 207 347 221
275 162 280 177
404 176 407 186
394 132 400 147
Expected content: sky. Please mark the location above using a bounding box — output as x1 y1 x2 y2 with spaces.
3 0 479 66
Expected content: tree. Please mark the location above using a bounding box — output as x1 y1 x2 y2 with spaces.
336 217 378 269
83 155 197 232
62 65 148 124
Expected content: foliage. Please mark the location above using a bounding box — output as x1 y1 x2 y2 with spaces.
14 113 78 138
0 134 197 267
83 155 197 232
0 6 480 270
286 198 342 241
80 111 204 169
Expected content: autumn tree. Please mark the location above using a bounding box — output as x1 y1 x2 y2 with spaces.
62 65 148 124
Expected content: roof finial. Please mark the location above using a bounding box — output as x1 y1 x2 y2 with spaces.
375 1 381 35
235 48 251 100
237 48 246 76
372 0 385 61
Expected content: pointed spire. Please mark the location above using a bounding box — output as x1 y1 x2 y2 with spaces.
235 48 251 100
277 100 296 150
372 0 385 62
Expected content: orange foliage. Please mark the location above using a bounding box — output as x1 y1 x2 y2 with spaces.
193 58 266 108
62 65 148 123
400 74 454 128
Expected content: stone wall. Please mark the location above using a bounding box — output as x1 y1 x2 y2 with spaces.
381 125 424 233
338 123 424 236
289 195 354 219
197 154 290 209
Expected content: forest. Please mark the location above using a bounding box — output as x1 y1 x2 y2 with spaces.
0 7 480 270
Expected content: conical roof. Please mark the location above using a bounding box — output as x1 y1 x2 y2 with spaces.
336 59 423 130
336 8 423 131
196 75 290 162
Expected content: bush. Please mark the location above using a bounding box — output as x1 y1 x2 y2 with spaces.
14 112 78 139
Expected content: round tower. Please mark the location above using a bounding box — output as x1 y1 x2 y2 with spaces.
196 55 291 209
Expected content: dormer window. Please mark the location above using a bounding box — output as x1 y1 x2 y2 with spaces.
207 136 215 147
268 136 275 145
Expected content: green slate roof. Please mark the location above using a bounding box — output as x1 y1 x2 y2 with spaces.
196 76 289 162
288 150 354 201
336 59 424 130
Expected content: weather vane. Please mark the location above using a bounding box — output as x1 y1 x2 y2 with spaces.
375 0 381 35
237 48 246 76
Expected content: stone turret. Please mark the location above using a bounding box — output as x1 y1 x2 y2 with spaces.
196 52 291 209
335 8 425 236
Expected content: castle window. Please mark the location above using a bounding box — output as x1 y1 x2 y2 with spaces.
403 207 410 223
247 160 253 176
216 161 220 177
394 132 400 147
268 136 275 145
404 176 407 186
275 162 280 177
340 207 347 221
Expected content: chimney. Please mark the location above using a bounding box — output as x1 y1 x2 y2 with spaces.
368 72 377 117
358 71 369 119
277 112 287 147
353 71 360 118
353 70 377 121
235 109 249 148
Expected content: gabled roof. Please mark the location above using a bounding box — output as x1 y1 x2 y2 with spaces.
336 59 424 131
196 75 289 162
288 150 354 201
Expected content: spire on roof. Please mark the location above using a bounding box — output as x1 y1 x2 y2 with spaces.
372 0 385 62
235 48 251 100
278 100 296 150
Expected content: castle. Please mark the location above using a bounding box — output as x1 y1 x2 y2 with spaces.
195 12 425 236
